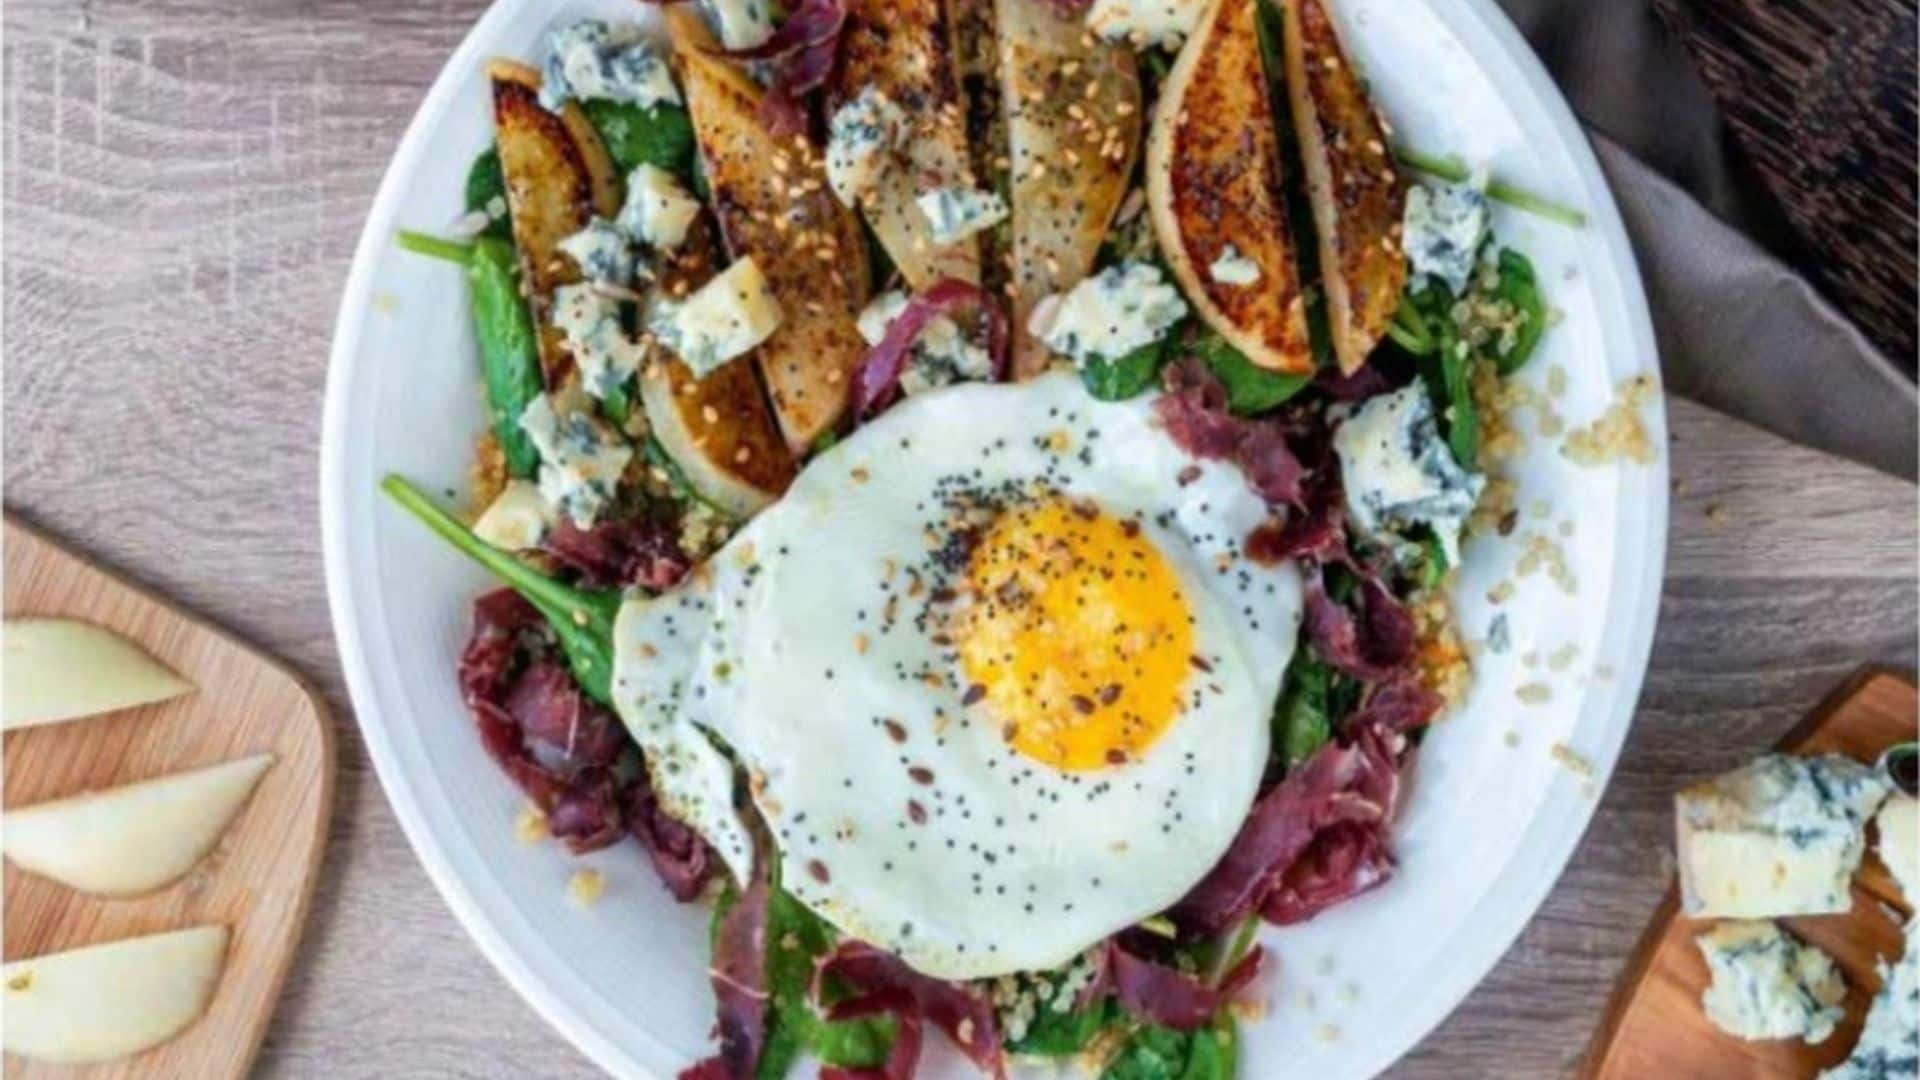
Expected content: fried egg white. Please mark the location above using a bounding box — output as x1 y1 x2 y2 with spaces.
612 372 1301 979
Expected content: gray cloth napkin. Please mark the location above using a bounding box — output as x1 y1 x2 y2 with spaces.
1494 0 1918 479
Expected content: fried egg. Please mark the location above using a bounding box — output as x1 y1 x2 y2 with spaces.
612 372 1301 979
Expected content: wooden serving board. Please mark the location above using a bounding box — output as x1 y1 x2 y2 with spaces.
1581 668 1918 1080
2 517 336 1079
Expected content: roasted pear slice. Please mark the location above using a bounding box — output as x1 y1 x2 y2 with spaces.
667 11 873 451
826 0 982 289
1280 0 1408 373
488 59 623 383
998 0 1142 377
1148 0 1311 374
639 215 797 519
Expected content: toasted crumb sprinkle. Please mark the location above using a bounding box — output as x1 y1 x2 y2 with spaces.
1563 373 1658 465
1516 682 1552 705
1551 743 1595 777
515 804 548 845
567 869 605 908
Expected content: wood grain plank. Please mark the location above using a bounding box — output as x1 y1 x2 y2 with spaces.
1 1 1915 1077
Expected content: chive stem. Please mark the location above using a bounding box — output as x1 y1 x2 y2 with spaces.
1393 146 1589 228
395 229 474 264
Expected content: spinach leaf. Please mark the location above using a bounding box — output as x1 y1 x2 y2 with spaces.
381 476 621 704
1082 340 1168 401
1103 1017 1236 1080
468 237 545 477
601 377 635 431
581 100 698 180
1011 998 1115 1057
1274 657 1333 770
1405 283 1477 468
1491 248 1545 374
1409 526 1449 591
464 147 511 240
1194 334 1312 415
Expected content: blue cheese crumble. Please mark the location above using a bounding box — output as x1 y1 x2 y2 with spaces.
472 479 554 552
618 164 701 253
914 186 1009 246
856 291 994 397
552 283 648 400
1086 0 1207 50
557 217 637 287
825 86 906 208
1208 244 1261 287
519 393 634 527
1403 183 1490 296
1677 753 1890 919
539 21 680 112
1821 925 1919 1079
1037 261 1188 366
647 257 783 378
1697 920 1847 1044
1333 385 1485 565
702 0 776 51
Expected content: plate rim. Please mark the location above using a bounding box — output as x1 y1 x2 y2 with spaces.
319 0 1670 1076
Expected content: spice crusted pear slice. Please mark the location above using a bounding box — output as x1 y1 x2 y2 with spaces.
639 215 797 519
487 60 623 384
827 0 982 289
1148 0 1311 374
668 11 873 451
998 0 1143 378
1280 0 1408 374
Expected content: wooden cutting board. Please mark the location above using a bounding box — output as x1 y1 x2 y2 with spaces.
2 517 336 1079
1581 668 1917 1079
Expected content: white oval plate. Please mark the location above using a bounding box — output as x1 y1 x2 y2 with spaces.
322 0 1667 1076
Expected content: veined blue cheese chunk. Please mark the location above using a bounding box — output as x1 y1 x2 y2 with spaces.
1821 925 1919 1079
1403 183 1489 296
647 257 782 378
520 393 634 528
1208 244 1261 287
557 218 637 287
473 480 554 552
1036 261 1188 367
551 283 648 400
618 164 701 253
914 186 1009 246
1677 753 1890 919
856 291 994 397
1697 920 1847 1044
539 21 680 112
702 0 776 51
1086 0 1208 50
825 86 907 208
1333 385 1485 565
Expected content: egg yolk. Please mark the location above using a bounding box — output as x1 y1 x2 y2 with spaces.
956 497 1194 771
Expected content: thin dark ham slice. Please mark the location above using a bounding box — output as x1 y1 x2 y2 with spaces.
1106 944 1266 1031
814 942 1005 1078
629 773 714 902
682 860 774 1080
1301 565 1419 682
543 514 690 592
853 280 1010 417
1155 357 1306 506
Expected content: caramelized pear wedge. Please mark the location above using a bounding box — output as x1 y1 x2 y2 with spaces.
487 60 623 383
998 0 1143 377
827 0 982 289
667 11 873 450
1148 0 1312 374
1279 0 1408 373
639 215 796 519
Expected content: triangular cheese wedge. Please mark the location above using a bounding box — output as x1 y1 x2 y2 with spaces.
3 926 228 1064
3 754 274 897
3 618 193 731
1149 0 1313 374
1280 0 1408 373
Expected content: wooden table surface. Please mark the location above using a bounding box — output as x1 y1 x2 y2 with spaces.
4 1 1916 1076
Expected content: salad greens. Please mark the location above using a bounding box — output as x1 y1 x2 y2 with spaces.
1103 1016 1239 1080
381 475 621 705
463 148 511 240
1490 249 1545 373
1195 333 1313 415
395 231 544 477
1082 340 1170 402
581 100 697 178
